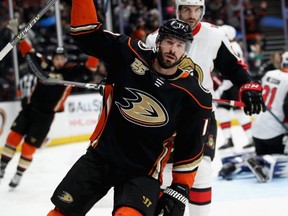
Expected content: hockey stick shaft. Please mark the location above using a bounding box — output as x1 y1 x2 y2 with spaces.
26 55 249 100
25 52 255 101
26 53 101 90
266 108 288 131
212 99 245 107
0 0 57 61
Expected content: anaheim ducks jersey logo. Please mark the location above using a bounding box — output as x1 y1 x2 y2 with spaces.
58 191 73 203
178 56 204 83
115 88 169 127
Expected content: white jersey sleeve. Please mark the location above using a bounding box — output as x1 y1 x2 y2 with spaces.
252 69 288 139
230 41 245 63
145 30 158 49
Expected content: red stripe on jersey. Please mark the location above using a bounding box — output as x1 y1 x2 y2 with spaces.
189 187 212 205
18 40 33 57
220 121 231 129
242 122 252 131
192 22 201 36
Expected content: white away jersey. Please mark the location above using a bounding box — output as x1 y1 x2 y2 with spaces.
252 70 288 139
146 22 247 96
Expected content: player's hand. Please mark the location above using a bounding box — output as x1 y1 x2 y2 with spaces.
239 82 266 115
7 18 19 35
155 184 189 216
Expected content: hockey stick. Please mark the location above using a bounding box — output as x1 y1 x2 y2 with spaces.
25 56 251 100
26 53 102 90
212 98 245 107
266 108 288 132
0 0 57 61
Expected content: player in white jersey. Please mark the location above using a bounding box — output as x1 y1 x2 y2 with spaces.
146 1 266 215
252 51 288 154
215 25 254 151
218 52 288 183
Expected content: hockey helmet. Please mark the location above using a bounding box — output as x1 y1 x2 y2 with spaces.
219 25 236 41
52 47 67 59
281 51 288 68
156 18 193 53
175 0 205 21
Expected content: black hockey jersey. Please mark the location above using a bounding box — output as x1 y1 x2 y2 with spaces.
70 1 212 188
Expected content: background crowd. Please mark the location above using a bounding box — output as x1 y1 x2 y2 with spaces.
0 0 285 101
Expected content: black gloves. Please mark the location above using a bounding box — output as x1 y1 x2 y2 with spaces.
155 184 189 216
239 82 266 115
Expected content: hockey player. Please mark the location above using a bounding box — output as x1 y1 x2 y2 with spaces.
145 1 266 215
215 25 254 151
0 20 99 189
219 51 288 183
252 51 288 155
47 1 212 215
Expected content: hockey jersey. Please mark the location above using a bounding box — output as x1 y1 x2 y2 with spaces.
252 69 288 139
146 22 251 97
70 0 212 188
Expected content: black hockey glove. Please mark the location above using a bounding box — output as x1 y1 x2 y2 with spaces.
155 184 189 216
239 82 266 116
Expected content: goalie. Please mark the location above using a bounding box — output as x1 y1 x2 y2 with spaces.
219 51 288 182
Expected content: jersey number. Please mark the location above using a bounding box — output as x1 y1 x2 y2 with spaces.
262 85 277 109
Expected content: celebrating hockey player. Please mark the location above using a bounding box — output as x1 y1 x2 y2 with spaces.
47 0 213 215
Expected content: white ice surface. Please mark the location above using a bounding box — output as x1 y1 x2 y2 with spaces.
0 126 287 216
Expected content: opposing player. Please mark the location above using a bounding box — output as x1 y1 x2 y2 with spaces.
252 51 288 155
219 51 288 183
146 1 266 215
215 25 254 151
46 1 213 215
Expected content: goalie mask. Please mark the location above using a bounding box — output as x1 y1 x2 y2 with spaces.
156 18 193 54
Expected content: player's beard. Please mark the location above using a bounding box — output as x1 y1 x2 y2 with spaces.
157 49 183 69
179 15 201 30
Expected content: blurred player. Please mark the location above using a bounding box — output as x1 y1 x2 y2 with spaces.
0 19 99 189
219 51 288 183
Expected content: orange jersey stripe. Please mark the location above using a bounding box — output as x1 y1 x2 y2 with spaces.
90 85 114 147
18 40 33 56
53 87 72 112
171 83 212 110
